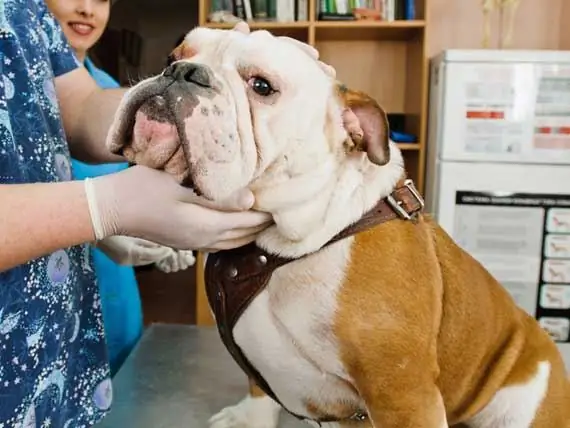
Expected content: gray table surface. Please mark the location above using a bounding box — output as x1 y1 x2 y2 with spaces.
97 323 304 428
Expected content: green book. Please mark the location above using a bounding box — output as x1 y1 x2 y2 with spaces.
267 0 277 19
252 0 268 18
327 0 337 13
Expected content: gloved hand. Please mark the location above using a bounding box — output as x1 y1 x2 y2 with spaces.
155 248 196 273
95 235 172 266
94 235 195 273
84 165 272 251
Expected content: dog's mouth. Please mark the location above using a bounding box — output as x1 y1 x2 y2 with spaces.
108 61 259 202
108 71 218 196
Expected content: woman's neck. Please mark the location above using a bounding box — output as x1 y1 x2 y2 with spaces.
74 49 87 64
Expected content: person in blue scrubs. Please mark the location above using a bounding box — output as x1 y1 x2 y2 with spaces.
46 0 142 376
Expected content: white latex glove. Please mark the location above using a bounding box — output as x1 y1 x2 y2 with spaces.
95 235 171 266
155 249 196 273
95 235 196 272
83 165 272 251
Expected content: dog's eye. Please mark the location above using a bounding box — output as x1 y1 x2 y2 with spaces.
249 77 275 96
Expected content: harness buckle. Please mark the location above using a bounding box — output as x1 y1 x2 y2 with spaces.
386 178 425 220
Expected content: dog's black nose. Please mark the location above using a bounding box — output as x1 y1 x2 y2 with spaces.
163 62 212 88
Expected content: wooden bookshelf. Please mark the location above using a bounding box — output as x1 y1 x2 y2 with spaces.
195 0 430 326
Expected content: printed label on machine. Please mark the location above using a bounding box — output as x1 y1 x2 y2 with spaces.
533 65 570 151
460 63 570 155
461 64 535 155
454 191 570 343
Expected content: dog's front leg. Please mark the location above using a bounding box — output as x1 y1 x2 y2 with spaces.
208 378 281 428
349 355 448 428
361 383 447 428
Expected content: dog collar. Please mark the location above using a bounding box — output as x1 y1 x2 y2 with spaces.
205 178 424 424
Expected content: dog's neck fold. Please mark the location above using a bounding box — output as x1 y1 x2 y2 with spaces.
253 142 405 259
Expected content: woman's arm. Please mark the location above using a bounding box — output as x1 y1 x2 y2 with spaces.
55 66 127 164
0 166 274 272
0 181 95 272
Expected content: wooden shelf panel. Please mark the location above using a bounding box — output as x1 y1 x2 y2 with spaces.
397 143 420 151
316 39 408 113
203 20 425 42
204 21 310 29
203 21 309 39
314 19 425 27
314 20 425 41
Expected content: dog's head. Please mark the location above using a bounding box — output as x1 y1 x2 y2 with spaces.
106 23 394 203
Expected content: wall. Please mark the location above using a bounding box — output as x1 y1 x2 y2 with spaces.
94 0 199 83
427 0 566 59
560 0 570 50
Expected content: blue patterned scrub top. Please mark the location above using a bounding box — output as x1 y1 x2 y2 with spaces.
0 0 112 426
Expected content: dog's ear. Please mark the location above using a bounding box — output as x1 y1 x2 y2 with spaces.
336 84 390 166
167 38 196 65
232 21 251 34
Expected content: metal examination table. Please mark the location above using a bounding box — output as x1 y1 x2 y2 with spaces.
97 323 304 427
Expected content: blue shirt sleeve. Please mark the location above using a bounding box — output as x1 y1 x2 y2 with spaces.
36 0 81 77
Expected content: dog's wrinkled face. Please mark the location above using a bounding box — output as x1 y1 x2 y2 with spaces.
106 22 391 208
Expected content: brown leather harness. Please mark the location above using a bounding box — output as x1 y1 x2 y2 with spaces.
204 179 425 424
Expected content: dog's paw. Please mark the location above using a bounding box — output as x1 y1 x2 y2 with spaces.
208 395 281 428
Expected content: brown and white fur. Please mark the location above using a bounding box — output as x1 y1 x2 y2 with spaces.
106 21 570 428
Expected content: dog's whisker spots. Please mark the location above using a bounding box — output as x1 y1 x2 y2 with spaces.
212 105 223 116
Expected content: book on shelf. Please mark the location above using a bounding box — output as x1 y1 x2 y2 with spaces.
209 0 308 23
319 0 416 21
207 0 416 24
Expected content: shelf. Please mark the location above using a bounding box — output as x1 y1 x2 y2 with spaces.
205 21 310 29
397 143 421 151
314 19 425 27
315 20 425 41
204 21 309 39
203 19 425 41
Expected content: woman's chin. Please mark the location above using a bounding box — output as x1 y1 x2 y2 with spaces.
66 37 95 60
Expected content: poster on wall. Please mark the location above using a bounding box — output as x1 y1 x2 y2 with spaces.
454 190 570 344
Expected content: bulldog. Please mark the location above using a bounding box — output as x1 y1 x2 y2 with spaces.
105 22 570 428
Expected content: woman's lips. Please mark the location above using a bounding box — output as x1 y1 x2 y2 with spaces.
68 22 94 37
